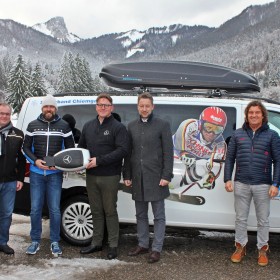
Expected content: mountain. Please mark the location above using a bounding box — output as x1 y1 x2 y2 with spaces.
32 16 81 43
0 0 280 86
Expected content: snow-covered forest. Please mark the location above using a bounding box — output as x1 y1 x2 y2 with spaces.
0 53 107 113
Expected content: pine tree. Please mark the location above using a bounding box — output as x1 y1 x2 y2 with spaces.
57 52 73 93
74 54 95 92
29 63 48 97
57 52 96 93
6 54 32 114
81 57 95 91
0 54 13 91
74 54 88 92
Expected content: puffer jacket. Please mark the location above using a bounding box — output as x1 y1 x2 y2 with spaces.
224 122 280 186
23 113 75 175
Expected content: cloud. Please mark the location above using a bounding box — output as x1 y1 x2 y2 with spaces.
0 0 273 38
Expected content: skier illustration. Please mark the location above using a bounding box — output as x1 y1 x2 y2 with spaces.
172 107 227 199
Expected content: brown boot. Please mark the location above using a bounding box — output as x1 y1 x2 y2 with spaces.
231 242 246 263
258 245 269 266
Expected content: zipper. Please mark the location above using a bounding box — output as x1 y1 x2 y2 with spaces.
44 122 50 177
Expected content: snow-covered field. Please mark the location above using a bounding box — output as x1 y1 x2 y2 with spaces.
0 215 132 280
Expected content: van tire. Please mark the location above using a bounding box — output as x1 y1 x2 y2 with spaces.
60 195 93 246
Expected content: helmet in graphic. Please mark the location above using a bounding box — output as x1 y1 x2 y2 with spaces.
199 107 227 135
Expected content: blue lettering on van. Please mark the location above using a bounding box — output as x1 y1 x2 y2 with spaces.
57 100 72 104
72 99 96 104
122 77 142 81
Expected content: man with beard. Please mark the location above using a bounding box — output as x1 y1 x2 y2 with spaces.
0 103 25 255
23 95 75 256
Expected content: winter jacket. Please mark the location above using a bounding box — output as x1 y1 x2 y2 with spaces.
0 125 25 183
23 114 75 175
123 114 174 201
224 122 280 186
78 115 129 176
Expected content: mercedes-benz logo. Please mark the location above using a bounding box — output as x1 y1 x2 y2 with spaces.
63 155 72 165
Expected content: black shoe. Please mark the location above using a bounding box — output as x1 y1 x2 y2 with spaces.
107 247 118 260
0 244 14 255
80 245 102 254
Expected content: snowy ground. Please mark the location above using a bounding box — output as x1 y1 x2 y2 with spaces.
0 215 133 280
2 215 280 280
0 215 234 280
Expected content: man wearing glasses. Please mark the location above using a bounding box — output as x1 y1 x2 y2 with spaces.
173 106 227 190
0 103 25 255
78 93 129 260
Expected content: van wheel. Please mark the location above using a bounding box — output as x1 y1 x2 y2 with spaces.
60 195 93 246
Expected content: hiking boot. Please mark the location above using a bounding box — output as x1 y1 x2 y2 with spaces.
231 242 246 263
26 242 40 255
258 245 269 266
51 242 62 256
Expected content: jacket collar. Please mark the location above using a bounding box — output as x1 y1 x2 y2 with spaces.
243 121 269 133
139 112 154 123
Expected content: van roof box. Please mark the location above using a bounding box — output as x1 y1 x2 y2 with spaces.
99 61 260 93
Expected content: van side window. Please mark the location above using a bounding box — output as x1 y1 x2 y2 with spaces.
268 111 280 135
58 104 237 141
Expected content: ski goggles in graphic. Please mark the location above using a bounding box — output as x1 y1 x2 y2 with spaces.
202 122 224 135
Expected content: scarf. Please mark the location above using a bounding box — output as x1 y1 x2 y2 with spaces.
0 122 13 156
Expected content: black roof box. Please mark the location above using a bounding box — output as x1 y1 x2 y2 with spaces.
99 61 260 93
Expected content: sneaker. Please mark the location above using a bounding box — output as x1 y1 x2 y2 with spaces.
231 242 246 263
51 242 62 256
258 245 269 266
26 242 40 255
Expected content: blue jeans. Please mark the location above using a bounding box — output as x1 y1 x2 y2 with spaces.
30 171 63 243
135 199 166 252
0 181 17 245
234 181 270 249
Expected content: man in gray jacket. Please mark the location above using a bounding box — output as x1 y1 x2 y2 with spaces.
123 92 173 263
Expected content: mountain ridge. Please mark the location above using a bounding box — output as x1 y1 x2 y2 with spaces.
0 0 279 84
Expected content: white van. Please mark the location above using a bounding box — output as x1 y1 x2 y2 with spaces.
14 61 280 246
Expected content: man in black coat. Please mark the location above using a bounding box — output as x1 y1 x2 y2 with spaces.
79 93 129 260
0 103 25 255
123 92 173 263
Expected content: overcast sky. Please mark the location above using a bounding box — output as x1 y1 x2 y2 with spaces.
0 0 273 39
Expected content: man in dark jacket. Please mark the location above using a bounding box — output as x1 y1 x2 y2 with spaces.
23 95 75 256
123 92 173 263
0 103 25 255
78 93 129 260
224 100 280 266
